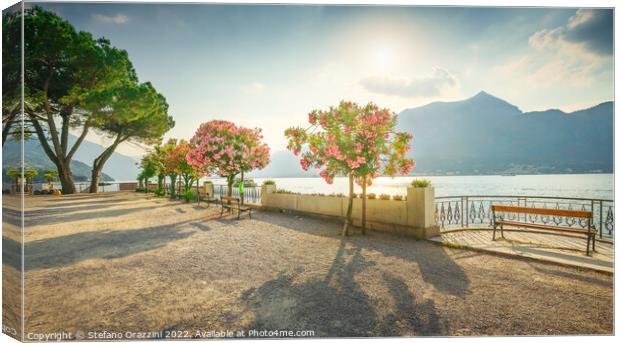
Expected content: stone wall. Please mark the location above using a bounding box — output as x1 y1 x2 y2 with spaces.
260 184 439 239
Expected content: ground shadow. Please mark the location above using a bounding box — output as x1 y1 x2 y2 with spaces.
36 197 137 209
250 211 470 298
3 219 200 271
239 238 447 336
525 261 613 288
20 203 181 225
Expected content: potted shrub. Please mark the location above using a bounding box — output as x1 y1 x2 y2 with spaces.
379 193 391 200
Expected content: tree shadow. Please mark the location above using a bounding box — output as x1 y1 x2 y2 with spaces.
250 211 470 298
239 240 379 337
525 261 613 288
239 238 447 337
19 203 181 225
188 222 211 232
35 197 137 209
378 273 447 336
2 219 200 271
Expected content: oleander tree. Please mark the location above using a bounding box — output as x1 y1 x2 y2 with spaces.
285 100 414 236
138 153 159 191
164 139 198 197
161 138 181 197
176 140 199 193
187 120 270 196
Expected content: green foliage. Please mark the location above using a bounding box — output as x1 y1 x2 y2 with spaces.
393 195 405 201
6 168 38 181
183 190 197 203
379 193 391 200
367 193 377 200
262 180 275 185
411 179 431 188
43 169 57 183
154 189 166 197
274 189 300 195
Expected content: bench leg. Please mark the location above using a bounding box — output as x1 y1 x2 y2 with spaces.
220 206 224 217
592 234 596 252
586 234 591 256
500 224 505 239
492 223 497 240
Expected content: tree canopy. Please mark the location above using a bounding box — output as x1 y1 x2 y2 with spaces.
285 101 414 235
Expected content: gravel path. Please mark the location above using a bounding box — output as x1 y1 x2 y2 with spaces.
2 193 614 337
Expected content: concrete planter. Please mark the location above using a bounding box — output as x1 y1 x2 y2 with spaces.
407 186 439 238
298 195 344 217
264 193 298 210
261 187 437 239
260 184 276 205
203 182 214 198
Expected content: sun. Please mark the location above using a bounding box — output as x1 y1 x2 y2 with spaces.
372 46 393 71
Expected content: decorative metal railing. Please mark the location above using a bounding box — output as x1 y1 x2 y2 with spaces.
435 196 614 239
213 185 262 204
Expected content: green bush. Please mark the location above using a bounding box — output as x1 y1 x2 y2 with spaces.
379 193 391 200
263 179 275 185
274 189 299 194
367 193 376 200
154 189 166 197
393 195 405 201
411 179 431 188
183 190 197 203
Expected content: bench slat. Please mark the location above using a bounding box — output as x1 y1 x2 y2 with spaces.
495 220 596 234
492 205 592 218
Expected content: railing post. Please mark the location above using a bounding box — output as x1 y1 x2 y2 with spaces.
599 200 603 239
465 196 469 227
460 197 465 226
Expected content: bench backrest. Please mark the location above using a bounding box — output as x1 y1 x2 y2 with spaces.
491 205 592 219
221 196 240 203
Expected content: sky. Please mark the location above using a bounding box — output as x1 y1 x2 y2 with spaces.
29 2 614 157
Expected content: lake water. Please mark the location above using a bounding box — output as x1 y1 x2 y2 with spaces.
207 174 614 200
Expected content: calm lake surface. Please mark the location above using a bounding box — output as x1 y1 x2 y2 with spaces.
231 174 614 200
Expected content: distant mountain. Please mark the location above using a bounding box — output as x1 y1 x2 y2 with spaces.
68 135 140 181
252 92 612 178
2 134 140 182
397 91 613 175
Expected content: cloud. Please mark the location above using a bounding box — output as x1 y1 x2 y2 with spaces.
241 82 266 94
529 9 612 55
359 67 457 98
92 14 129 24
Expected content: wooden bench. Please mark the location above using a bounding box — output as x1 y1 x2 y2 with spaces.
219 196 252 220
197 189 213 207
491 205 597 256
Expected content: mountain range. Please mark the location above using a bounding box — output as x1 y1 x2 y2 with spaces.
2 135 140 182
251 91 613 177
2 91 613 181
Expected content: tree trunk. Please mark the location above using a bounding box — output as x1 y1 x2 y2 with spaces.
362 176 367 235
169 175 177 198
158 174 165 193
58 166 75 194
240 171 244 205
2 111 17 147
227 175 234 197
89 137 122 193
89 168 101 193
341 173 354 236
